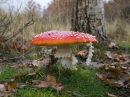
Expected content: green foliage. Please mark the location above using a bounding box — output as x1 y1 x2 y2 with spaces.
118 42 130 53
0 65 18 81
58 69 111 97
15 88 56 97
0 65 113 97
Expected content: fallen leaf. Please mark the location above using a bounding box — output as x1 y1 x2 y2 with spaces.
33 75 64 91
106 92 118 97
124 81 130 88
96 73 112 84
52 83 64 91
47 75 57 86
0 84 5 91
5 82 17 91
105 51 113 59
35 81 50 88
27 72 36 76
113 80 124 87
98 52 130 88
0 82 16 97
18 84 27 89
0 91 14 97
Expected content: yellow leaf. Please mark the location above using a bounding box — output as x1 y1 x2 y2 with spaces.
5 82 17 91
47 75 57 86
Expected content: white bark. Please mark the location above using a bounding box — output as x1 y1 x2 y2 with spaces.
71 0 110 43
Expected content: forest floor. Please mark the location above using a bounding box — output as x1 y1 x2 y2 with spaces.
0 43 130 97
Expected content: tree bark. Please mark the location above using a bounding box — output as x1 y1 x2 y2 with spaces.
71 0 110 44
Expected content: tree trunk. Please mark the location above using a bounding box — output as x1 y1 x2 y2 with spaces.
71 0 110 44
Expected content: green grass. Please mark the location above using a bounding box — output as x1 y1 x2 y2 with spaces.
0 65 113 97
118 42 130 53
57 69 111 97
15 88 56 97
0 65 18 81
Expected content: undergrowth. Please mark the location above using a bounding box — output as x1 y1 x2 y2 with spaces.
0 65 113 97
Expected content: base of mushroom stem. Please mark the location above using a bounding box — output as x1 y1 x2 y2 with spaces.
57 55 78 70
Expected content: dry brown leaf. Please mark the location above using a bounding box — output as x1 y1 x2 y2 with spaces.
105 51 113 59
96 73 112 84
124 82 130 88
118 55 126 62
35 81 50 88
47 75 57 86
106 92 118 97
46 75 64 91
98 50 130 89
5 82 17 91
0 84 5 91
0 82 16 97
52 83 64 91
31 80 40 84
104 64 127 77
112 80 124 87
96 73 104 80
33 75 64 91
0 91 14 97
27 72 36 76
114 57 120 62
18 84 27 89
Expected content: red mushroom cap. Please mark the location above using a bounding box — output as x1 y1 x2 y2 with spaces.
31 31 97 46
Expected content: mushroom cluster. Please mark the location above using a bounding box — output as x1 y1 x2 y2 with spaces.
31 31 97 69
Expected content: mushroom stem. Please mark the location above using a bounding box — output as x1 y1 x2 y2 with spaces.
86 43 94 66
54 46 74 58
58 55 78 70
54 46 78 70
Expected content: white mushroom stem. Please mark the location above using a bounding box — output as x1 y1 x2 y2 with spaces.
54 45 78 70
86 43 94 66
59 55 78 70
54 46 73 58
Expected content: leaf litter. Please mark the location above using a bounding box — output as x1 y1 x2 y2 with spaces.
0 65 64 97
96 50 130 97
33 75 64 91
0 45 130 97
0 80 17 97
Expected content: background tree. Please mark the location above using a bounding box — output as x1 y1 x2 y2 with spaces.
71 0 110 44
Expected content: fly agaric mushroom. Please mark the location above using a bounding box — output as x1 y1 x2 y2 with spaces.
31 31 97 69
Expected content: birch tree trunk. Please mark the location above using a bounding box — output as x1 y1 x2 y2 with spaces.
71 0 110 44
